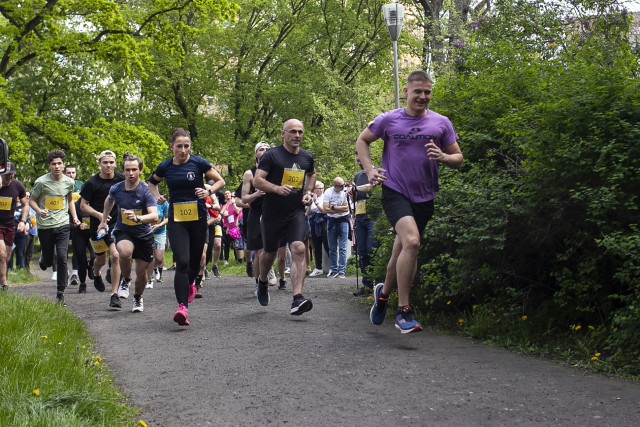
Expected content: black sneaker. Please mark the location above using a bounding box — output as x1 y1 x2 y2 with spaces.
105 268 111 284
257 281 269 306
78 283 87 294
93 275 106 292
278 279 286 290
353 286 372 296
56 292 66 306
246 262 253 277
87 260 95 280
1 284 7 291
69 273 79 286
290 294 313 315
168 265 177 271
39 256 47 271
211 265 221 278
109 293 122 310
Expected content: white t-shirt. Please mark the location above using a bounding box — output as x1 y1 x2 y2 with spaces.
323 187 349 218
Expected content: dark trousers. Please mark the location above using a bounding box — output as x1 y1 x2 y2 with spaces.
310 221 329 270
38 225 70 292
355 217 376 288
24 234 35 272
168 218 208 307
71 227 95 283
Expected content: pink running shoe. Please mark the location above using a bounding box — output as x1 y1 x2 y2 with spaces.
173 303 189 326
188 282 196 303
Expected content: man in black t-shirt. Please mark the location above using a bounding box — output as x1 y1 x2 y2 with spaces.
0 162 28 289
80 150 125 309
253 119 316 315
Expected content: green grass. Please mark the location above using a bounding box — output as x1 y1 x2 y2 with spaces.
0 291 139 426
7 268 40 286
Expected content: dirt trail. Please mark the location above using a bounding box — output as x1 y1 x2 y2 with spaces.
13 270 640 426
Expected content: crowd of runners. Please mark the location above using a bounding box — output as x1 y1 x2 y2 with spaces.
1 70 463 334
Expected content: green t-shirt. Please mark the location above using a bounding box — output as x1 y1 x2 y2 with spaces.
31 173 75 229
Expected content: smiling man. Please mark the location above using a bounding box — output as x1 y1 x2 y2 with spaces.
356 70 463 334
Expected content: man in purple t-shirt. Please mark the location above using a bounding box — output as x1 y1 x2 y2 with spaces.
356 70 463 334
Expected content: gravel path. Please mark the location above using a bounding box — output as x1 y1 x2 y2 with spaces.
13 269 640 426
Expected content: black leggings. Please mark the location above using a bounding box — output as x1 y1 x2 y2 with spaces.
205 224 215 266
311 221 329 269
71 227 95 283
222 231 233 261
168 218 207 307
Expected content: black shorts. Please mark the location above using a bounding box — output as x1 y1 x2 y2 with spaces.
246 210 263 251
260 209 306 253
113 230 154 263
381 185 434 235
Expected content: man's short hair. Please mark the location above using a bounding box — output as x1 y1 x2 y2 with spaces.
122 154 143 171
407 70 433 85
65 164 76 171
47 150 66 164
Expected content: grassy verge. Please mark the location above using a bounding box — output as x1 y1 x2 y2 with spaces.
0 291 140 426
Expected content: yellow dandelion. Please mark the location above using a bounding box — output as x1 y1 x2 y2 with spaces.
472 305 478 310
447 301 451 305
595 352 601 357
491 312 496 318
96 356 102 362
575 325 581 331
588 325 595 330
81 345 86 349
458 318 464 325
521 315 527 321
41 335 47 339
139 421 147 427
367 296 373 300
591 356 598 360
32 389 40 396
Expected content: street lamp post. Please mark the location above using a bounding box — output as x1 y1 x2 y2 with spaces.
382 3 404 109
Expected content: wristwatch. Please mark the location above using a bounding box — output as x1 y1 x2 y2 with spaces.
135 215 142 223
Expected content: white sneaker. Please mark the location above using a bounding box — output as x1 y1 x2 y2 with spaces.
284 267 291 274
51 271 57 280
326 270 333 278
154 268 161 281
145 280 154 289
309 268 323 277
267 268 277 286
117 278 131 299
132 295 144 312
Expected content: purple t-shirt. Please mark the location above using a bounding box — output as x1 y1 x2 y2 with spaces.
368 108 458 203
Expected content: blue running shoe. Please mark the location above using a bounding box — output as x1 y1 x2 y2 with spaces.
395 305 423 334
257 281 270 306
290 294 313 315
370 283 388 325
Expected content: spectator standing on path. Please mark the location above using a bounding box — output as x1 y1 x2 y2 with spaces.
220 190 242 264
241 141 269 293
204 188 222 278
323 177 350 279
30 150 81 304
356 70 463 334
148 128 225 326
253 118 316 315
306 180 329 277
99 154 158 313
0 162 29 290
80 150 125 309
65 164 88 288
351 152 378 295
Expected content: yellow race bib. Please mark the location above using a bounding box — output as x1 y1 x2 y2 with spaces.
214 225 223 237
82 217 90 227
121 209 142 226
174 201 198 222
0 197 12 211
90 238 109 253
281 169 304 189
72 192 80 203
355 200 366 215
45 196 64 210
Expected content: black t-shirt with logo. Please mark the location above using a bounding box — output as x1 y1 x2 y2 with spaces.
257 145 314 220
